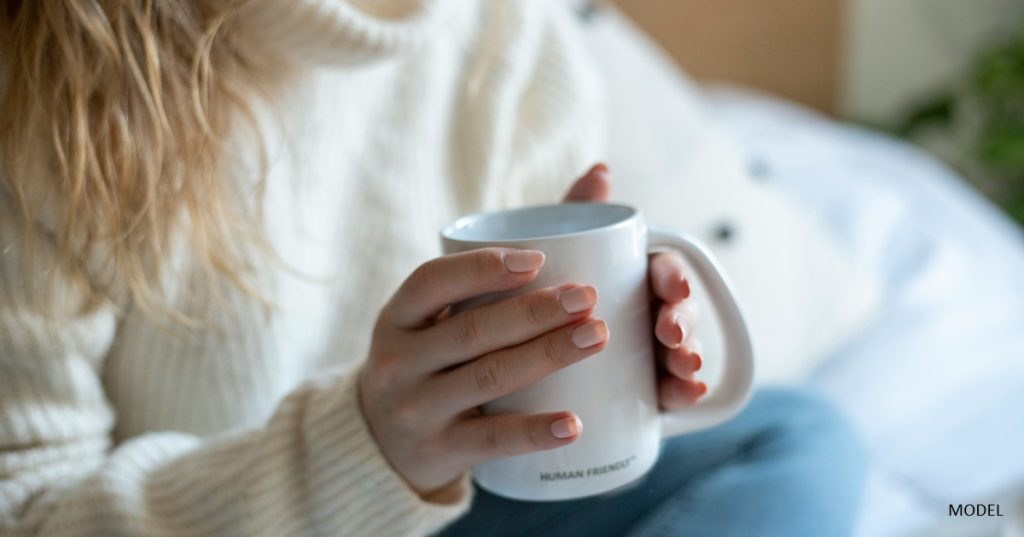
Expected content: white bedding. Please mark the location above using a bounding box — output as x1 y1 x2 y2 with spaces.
703 87 1024 537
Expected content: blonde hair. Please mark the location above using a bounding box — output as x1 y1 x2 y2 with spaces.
0 0 275 320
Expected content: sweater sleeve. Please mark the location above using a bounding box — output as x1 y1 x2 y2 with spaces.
0 203 471 536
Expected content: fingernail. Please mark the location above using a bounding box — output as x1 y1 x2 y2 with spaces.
551 416 582 439
504 250 545 273
592 162 609 175
559 285 597 314
669 313 684 348
681 279 691 299
697 382 708 396
572 319 608 348
692 353 702 371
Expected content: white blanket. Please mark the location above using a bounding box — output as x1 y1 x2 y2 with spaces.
705 87 1024 537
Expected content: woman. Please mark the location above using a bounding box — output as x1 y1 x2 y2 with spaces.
0 1 864 535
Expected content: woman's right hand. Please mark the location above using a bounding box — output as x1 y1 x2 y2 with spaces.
358 248 607 498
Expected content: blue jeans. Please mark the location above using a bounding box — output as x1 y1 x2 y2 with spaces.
437 389 866 537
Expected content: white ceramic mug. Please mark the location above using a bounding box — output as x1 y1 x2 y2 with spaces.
440 203 755 501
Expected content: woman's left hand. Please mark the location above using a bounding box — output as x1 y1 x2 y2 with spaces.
562 163 706 409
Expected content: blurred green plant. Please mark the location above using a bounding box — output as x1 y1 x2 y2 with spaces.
898 33 1024 226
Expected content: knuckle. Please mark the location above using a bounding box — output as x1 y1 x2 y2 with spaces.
415 436 445 461
522 293 550 327
368 343 404 390
525 420 546 450
485 421 523 456
408 261 437 294
472 357 513 395
390 397 423 431
453 312 482 348
541 334 566 367
482 421 503 453
374 356 401 390
659 250 684 267
651 252 671 272
473 248 504 279
364 363 391 397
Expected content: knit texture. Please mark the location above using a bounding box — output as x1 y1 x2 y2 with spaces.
0 1 604 535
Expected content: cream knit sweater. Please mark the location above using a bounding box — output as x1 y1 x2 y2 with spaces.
0 1 604 535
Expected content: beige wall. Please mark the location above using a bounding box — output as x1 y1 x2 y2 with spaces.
613 0 843 114
613 0 1023 122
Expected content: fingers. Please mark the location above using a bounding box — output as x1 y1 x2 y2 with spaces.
385 248 545 328
653 300 698 349
651 252 704 406
445 411 582 465
563 163 612 203
662 340 703 380
659 375 708 409
650 252 696 350
424 319 608 414
418 284 598 372
659 324 704 410
650 252 690 303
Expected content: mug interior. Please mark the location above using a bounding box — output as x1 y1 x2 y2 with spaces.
442 203 636 243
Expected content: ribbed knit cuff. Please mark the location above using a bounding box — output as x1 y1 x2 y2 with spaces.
292 367 473 536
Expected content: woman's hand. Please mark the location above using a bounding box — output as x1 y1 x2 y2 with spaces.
359 248 608 497
565 163 706 410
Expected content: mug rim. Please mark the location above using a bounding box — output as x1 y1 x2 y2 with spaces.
441 203 639 244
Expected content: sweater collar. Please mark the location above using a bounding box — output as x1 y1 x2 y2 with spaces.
238 0 453 66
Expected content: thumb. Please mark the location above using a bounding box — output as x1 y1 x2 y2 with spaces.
563 163 612 203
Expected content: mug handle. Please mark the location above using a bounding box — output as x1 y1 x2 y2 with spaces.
648 226 756 437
